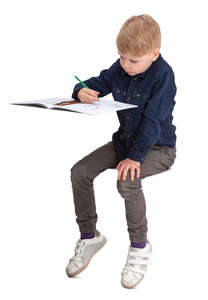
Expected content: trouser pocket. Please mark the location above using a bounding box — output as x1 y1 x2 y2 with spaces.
152 145 176 168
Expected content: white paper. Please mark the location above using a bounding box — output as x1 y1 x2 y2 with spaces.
12 97 138 115
53 99 138 115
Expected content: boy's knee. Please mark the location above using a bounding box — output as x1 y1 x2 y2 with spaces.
117 180 128 195
70 163 88 181
117 177 142 195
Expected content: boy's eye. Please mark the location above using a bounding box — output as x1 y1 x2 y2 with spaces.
120 56 137 63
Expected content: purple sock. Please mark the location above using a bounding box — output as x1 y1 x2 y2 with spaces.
131 241 146 248
80 232 95 239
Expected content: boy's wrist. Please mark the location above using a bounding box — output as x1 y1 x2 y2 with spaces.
126 153 144 164
72 88 82 101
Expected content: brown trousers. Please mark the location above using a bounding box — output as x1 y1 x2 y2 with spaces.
70 141 176 243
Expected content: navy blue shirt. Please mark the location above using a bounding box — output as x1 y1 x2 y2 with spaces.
72 53 177 164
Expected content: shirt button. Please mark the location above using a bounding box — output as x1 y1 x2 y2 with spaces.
127 96 131 100
127 134 131 138
126 116 130 120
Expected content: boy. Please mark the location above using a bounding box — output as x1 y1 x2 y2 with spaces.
66 14 177 289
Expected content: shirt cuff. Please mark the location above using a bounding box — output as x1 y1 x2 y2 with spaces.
71 84 84 101
126 149 145 164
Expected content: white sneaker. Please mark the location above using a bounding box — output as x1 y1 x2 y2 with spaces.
66 230 107 277
121 241 152 288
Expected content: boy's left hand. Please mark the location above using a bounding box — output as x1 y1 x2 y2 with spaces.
117 159 141 181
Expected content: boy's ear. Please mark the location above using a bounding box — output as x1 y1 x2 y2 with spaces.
152 48 160 61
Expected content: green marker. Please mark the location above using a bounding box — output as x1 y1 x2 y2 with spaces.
74 75 90 89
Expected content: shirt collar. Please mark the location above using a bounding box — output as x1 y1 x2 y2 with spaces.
121 53 162 80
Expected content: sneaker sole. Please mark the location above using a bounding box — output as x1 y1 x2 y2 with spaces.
121 275 144 289
66 236 107 278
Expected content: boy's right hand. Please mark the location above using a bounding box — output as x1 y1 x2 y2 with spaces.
77 88 100 103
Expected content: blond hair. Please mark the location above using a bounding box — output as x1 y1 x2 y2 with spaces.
116 14 161 57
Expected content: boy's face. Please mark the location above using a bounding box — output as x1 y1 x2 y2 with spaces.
118 49 160 76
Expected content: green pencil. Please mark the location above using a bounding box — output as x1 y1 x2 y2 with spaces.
74 75 90 89
74 75 99 101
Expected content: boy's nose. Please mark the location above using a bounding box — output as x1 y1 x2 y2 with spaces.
123 62 130 70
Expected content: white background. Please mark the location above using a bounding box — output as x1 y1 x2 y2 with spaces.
1 0 208 298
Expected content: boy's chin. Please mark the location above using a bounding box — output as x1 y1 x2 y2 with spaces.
126 71 135 75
